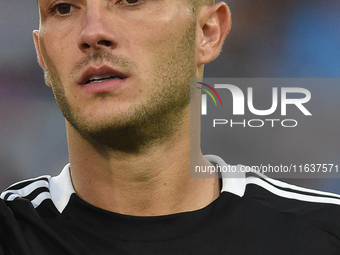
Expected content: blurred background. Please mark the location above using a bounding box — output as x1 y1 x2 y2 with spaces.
1 0 340 193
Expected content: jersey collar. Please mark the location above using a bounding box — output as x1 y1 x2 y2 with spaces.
50 155 246 213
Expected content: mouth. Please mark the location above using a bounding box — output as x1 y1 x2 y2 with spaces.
85 75 123 84
78 66 128 86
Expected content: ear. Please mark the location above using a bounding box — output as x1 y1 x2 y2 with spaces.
33 30 52 87
196 3 231 66
33 30 46 70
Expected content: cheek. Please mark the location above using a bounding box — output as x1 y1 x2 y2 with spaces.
144 21 189 51
122 3 193 57
127 16 194 83
39 26 76 85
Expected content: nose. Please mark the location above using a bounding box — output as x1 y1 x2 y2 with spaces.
77 7 116 52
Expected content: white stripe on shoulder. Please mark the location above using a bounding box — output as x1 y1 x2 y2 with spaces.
251 171 340 199
1 180 49 199
2 175 50 191
1 164 75 212
31 192 53 208
246 175 340 205
0 175 51 208
204 154 340 204
6 194 20 201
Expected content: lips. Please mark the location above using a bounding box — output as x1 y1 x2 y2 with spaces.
85 74 122 84
77 66 128 86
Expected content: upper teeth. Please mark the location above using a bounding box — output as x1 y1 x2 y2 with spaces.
87 75 121 83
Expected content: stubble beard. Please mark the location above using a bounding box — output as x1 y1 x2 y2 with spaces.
48 22 197 153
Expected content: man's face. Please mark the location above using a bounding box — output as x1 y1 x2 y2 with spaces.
35 0 198 151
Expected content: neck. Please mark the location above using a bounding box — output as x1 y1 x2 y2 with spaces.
67 106 219 216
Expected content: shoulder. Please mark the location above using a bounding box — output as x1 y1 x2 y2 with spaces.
243 172 340 236
1 175 52 209
244 171 340 208
206 155 340 210
206 155 340 239
0 165 75 254
0 178 50 255
1 164 74 213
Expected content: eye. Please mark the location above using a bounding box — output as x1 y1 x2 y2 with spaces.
50 3 75 16
56 3 72 14
126 0 139 3
119 0 140 5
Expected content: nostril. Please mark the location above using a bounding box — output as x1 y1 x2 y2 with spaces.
83 43 91 49
78 37 114 51
98 40 112 47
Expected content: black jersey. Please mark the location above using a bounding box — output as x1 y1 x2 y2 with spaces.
1 155 340 255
